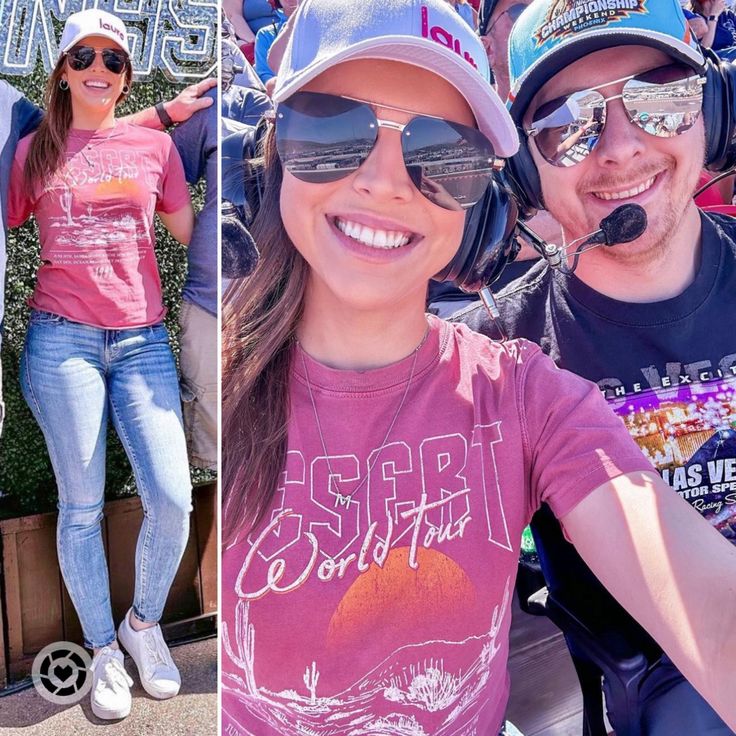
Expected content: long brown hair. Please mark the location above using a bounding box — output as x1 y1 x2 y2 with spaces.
222 127 310 545
24 52 132 190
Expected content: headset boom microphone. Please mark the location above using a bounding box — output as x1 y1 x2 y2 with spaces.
478 203 648 338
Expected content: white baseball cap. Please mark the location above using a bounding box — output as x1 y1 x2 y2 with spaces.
59 9 130 57
273 0 519 158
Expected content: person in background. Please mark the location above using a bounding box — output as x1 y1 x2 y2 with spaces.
458 1 736 732
222 9 273 133
691 0 736 51
171 89 218 473
683 7 709 40
254 0 301 94
223 0 283 62
445 0 478 29
8 9 194 721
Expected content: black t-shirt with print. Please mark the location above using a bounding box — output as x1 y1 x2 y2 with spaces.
455 212 736 545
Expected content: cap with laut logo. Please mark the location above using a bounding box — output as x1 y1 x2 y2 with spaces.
507 0 705 122
272 0 519 157
59 9 130 57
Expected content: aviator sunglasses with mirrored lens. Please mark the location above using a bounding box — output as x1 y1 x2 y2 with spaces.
66 45 129 75
275 91 503 211
526 63 706 167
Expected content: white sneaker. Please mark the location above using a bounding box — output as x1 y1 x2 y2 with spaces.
89 646 133 720
117 609 181 699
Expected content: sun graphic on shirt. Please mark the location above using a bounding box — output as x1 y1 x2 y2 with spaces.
95 179 139 197
326 546 476 652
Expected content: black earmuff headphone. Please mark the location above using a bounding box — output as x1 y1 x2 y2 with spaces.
433 175 520 291
237 117 521 292
505 48 736 219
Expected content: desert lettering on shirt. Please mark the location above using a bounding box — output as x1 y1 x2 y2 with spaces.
41 148 156 269
535 0 647 44
224 424 515 736
599 355 736 544
237 424 511 601
44 148 156 270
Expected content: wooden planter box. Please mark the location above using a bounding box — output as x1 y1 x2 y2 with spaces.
0 482 217 688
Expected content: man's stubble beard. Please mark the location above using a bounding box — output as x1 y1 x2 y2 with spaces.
549 154 703 271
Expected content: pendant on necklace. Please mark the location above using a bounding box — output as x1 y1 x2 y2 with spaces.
333 491 353 509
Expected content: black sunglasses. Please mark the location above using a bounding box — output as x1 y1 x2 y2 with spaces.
485 2 527 34
66 45 129 75
275 91 502 211
526 63 705 167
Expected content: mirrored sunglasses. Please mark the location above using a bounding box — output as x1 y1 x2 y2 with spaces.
526 63 706 167
66 45 129 75
275 91 503 211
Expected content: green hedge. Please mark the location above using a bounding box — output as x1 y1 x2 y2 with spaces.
0 64 213 518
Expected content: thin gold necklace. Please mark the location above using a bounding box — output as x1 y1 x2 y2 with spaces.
299 327 429 509
70 121 119 168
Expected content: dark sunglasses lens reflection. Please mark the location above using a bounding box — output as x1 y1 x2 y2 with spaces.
402 116 495 210
276 93 378 184
68 46 128 74
530 64 704 167
276 91 494 210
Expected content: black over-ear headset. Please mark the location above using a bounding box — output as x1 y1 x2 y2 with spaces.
432 175 519 292
505 48 736 219
237 117 521 293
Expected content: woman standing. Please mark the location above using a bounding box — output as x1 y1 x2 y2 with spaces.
221 0 736 734
9 9 193 721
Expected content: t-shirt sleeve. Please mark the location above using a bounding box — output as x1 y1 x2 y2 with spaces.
16 96 43 137
520 347 654 520
254 27 276 82
7 140 34 228
156 136 191 214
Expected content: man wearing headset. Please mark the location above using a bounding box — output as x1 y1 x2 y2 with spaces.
457 1 736 733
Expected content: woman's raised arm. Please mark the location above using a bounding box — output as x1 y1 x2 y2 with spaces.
562 470 736 730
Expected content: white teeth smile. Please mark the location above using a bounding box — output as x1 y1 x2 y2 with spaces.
84 80 110 89
592 176 656 201
335 217 412 249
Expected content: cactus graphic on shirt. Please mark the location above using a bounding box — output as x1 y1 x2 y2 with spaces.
222 599 257 695
303 661 320 704
60 188 74 226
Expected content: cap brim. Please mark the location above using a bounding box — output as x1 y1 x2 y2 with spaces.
509 29 705 121
274 36 519 158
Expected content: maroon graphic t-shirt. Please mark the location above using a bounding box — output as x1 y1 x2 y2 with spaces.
8 122 190 328
222 317 651 736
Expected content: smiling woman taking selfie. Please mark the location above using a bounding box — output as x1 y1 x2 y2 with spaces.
221 1 736 734
7 9 194 721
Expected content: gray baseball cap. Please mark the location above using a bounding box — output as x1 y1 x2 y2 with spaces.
273 0 519 158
